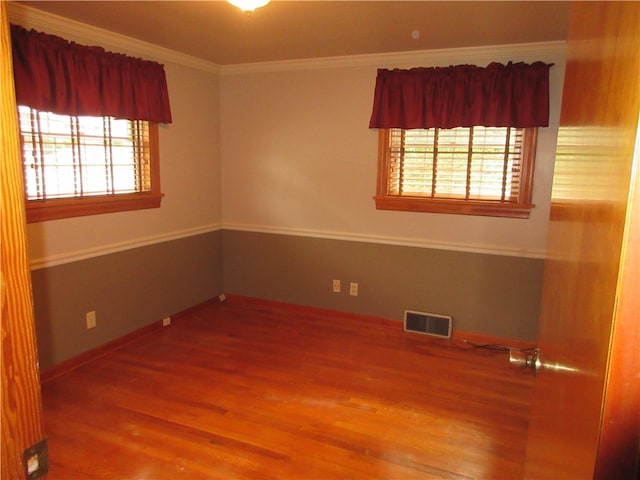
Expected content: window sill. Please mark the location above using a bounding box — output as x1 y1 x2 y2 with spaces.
26 192 164 223
374 196 534 219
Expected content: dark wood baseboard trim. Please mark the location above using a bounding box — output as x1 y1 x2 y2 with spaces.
40 293 535 383
40 321 163 384
223 293 400 329
39 296 228 384
170 296 226 321
224 293 537 351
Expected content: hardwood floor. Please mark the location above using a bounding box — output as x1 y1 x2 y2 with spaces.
41 297 534 479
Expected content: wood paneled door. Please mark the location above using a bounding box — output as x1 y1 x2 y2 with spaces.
524 1 640 478
1 3 47 478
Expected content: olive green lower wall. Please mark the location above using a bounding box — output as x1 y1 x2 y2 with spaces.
222 230 544 342
31 230 223 370
32 228 544 371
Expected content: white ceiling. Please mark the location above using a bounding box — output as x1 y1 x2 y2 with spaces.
14 1 571 65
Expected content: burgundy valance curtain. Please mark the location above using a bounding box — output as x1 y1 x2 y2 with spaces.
369 61 552 130
10 24 172 123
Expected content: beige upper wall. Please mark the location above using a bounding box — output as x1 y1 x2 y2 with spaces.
26 62 222 267
220 45 566 258
8 5 223 268
9 3 565 265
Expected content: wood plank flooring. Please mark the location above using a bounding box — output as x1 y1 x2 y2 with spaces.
41 297 534 479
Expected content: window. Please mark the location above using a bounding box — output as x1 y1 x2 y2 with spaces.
375 126 537 218
18 106 162 223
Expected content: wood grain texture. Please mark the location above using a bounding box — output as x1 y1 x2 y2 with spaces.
594 23 640 474
1 2 47 478
524 1 640 478
42 296 533 479
596 118 640 479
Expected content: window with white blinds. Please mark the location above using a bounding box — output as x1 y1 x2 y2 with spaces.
17 106 162 222
375 127 537 218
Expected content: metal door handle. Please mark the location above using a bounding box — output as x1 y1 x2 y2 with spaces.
509 348 541 374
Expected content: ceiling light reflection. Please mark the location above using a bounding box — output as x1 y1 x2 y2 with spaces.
227 0 270 12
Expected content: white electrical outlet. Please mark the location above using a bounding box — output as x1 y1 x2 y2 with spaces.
162 317 171 326
349 282 359 296
332 279 341 293
86 311 97 329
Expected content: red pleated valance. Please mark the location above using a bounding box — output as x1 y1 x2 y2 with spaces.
369 61 552 129
10 24 172 123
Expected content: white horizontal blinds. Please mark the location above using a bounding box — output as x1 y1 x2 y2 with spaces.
465 127 524 201
433 127 472 199
387 128 437 196
386 128 402 194
103 118 150 195
132 120 151 193
18 106 150 201
387 126 524 202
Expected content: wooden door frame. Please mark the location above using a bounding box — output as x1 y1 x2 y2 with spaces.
1 3 47 478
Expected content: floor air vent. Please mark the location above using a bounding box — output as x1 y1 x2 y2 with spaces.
404 310 452 338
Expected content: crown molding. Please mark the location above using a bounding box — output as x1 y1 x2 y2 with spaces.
7 3 221 74
8 2 565 77
220 40 567 75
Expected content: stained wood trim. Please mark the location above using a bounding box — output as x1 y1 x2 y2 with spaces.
374 128 537 219
224 294 401 329
224 294 537 350
25 123 163 223
39 296 224 384
26 192 164 223
40 322 163 384
373 195 534 218
40 294 536 385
